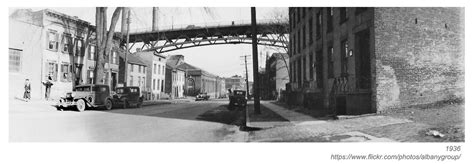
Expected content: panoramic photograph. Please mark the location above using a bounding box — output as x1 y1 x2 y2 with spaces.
8 7 464 142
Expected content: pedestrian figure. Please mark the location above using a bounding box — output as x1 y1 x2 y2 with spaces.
23 79 31 101
42 75 54 101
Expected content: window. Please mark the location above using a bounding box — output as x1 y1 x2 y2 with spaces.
341 40 349 76
130 64 134 72
316 11 322 38
88 45 96 60
47 31 59 51
158 80 161 92
309 53 314 80
138 76 141 87
76 38 84 56
340 7 347 24
47 62 58 81
297 8 300 23
328 47 334 78
154 64 157 74
112 51 117 64
297 59 301 86
308 17 313 44
87 70 94 84
356 7 368 15
143 66 146 73
158 64 161 75
161 80 164 91
60 63 71 82
303 56 306 82
143 77 146 86
9 48 22 72
138 65 142 73
316 50 323 88
302 26 306 49
153 79 156 90
327 8 334 33
62 34 72 54
130 76 134 86
297 29 301 53
162 66 165 74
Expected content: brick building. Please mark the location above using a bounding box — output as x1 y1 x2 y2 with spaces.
288 7 463 115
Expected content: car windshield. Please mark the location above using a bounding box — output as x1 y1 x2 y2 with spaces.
93 86 108 92
116 88 124 94
75 86 90 91
234 91 245 95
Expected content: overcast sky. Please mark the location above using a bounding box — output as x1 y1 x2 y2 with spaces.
10 7 288 80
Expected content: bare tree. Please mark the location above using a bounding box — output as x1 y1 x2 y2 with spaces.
94 7 122 85
263 8 290 76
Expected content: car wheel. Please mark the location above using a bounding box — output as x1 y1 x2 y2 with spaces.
105 99 113 110
123 100 128 109
76 99 86 112
137 101 142 108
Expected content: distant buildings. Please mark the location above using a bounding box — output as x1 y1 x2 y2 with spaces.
166 55 186 99
178 62 226 98
225 75 246 91
261 53 289 100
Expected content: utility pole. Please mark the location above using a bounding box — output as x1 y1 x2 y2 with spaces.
240 55 251 99
124 9 131 87
251 7 261 114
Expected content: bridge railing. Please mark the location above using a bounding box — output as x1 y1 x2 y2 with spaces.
129 19 285 34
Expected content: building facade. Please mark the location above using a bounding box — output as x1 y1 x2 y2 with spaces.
288 7 463 115
225 75 246 91
118 53 148 93
10 9 112 100
179 63 225 98
134 51 167 100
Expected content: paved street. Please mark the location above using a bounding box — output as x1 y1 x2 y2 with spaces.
9 99 247 142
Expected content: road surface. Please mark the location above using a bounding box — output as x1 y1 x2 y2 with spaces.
9 99 247 142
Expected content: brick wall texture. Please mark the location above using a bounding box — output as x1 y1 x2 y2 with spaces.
374 8 464 111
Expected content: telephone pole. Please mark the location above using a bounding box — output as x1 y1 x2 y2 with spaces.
251 7 261 114
240 55 251 99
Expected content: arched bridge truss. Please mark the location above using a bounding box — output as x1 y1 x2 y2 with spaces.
124 23 289 53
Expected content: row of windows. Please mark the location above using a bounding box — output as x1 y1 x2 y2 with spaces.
129 75 146 87
153 63 166 75
152 78 165 92
47 30 84 55
290 7 368 56
47 30 120 65
128 64 147 74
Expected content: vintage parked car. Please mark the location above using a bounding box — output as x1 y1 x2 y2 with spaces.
228 90 247 110
56 84 113 112
112 86 144 108
195 93 210 101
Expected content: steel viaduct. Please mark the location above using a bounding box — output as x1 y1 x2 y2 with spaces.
122 20 289 53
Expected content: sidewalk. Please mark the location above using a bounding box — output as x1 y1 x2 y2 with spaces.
246 101 412 142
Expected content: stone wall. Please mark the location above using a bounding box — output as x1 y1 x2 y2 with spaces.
374 8 464 112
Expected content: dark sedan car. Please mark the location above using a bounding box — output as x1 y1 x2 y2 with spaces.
113 86 144 108
195 93 210 101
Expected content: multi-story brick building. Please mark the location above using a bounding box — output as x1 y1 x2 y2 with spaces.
288 7 463 115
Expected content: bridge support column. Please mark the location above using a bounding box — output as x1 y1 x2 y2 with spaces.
152 7 159 31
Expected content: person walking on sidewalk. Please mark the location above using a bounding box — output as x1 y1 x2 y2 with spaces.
42 75 54 101
23 79 31 101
